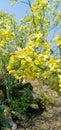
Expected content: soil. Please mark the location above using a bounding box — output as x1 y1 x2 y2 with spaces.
27 96 61 130
16 80 61 130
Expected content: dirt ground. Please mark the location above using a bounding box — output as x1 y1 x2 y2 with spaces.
17 79 61 130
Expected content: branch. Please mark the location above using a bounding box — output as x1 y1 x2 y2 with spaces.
27 0 36 27
28 0 31 7
20 1 28 5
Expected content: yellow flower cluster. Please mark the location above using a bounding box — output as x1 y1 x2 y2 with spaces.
0 41 6 48
0 27 15 49
53 35 61 46
0 28 15 39
6 39 57 81
7 29 61 92
7 43 40 80
46 58 60 72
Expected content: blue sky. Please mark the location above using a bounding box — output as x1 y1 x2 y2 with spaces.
0 0 34 20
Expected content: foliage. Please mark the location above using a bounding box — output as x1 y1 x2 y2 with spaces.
0 105 5 128
9 82 40 115
10 88 32 115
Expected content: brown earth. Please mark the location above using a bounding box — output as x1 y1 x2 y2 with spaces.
17 79 61 130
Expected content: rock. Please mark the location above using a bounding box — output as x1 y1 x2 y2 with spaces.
26 128 31 130
11 111 25 121
11 124 17 130
30 103 39 109
7 116 17 130
17 128 25 130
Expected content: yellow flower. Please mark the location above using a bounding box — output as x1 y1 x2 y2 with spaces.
0 41 6 48
17 46 22 51
21 60 26 66
59 88 61 92
43 71 50 79
7 65 12 71
56 40 61 46
53 35 61 46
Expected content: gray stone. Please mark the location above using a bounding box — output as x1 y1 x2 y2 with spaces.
7 116 17 130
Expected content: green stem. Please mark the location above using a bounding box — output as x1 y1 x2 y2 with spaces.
6 85 10 103
59 45 61 58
